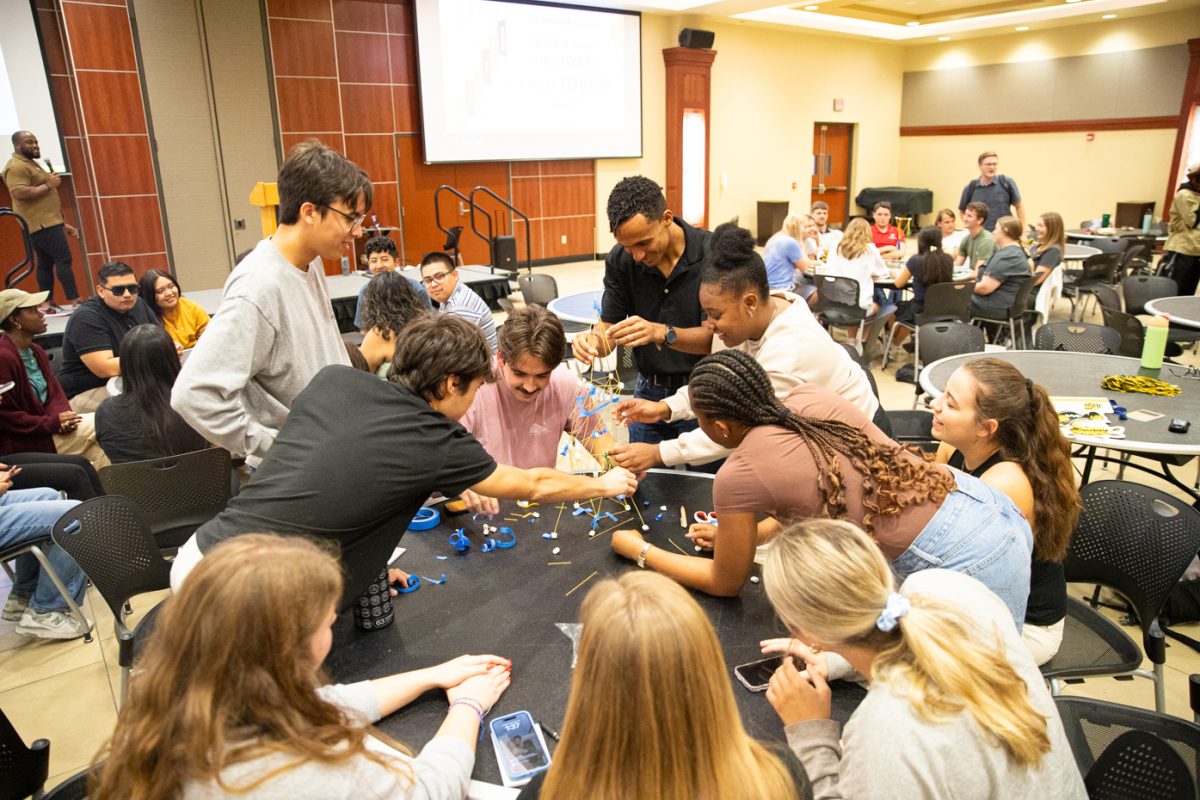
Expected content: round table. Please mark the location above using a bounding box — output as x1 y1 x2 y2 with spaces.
1064 243 1101 261
324 469 865 784
546 290 603 325
1145 296 1200 329
1067 228 1166 242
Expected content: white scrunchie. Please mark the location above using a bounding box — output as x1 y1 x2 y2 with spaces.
876 592 910 632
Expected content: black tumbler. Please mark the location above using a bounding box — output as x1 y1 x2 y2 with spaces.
352 569 394 631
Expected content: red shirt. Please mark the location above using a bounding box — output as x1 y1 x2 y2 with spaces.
871 224 904 251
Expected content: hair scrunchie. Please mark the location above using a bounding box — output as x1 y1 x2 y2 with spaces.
1025 377 1034 398
876 592 910 632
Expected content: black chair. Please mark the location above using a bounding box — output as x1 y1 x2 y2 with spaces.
517 274 559 308
1101 305 1147 359
1034 321 1122 354
812 275 883 353
52 497 172 705
1123 275 1179 316
971 275 1037 349
1088 236 1129 255
1055 695 1200 799
1119 240 1156 277
881 280 975 368
0 708 49 800
910 321 985 409
1042 481 1200 712
1092 284 1122 314
1064 253 1120 321
97 448 231 550
443 225 463 266
40 767 90 800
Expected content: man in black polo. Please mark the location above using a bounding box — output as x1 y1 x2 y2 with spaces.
572 176 711 444
58 262 161 411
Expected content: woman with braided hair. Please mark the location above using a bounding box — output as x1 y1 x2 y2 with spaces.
758 518 1085 800
932 358 1080 664
611 349 1032 625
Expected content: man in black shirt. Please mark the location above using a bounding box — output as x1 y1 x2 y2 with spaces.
573 176 712 446
58 261 161 411
172 314 636 607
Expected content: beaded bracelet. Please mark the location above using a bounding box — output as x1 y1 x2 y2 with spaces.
448 698 487 739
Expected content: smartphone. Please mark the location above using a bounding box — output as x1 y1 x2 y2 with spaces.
489 710 551 786
0 381 13 395
734 655 786 692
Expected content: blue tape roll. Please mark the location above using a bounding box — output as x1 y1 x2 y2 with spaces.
408 506 441 531
495 527 517 548
393 575 421 593
449 529 470 553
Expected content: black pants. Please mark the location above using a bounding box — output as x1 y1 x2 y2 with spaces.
3 452 102 500
1165 252 1200 298
30 225 79 303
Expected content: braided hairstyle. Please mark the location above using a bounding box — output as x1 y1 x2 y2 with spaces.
691 350 955 532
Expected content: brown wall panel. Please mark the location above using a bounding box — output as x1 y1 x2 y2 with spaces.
369 182 401 229
385 3 411 35
334 0 387 31
116 253 171 275
281 132 345 154
341 84 393 133
88 135 155 197
542 217 594 260
63 3 136 71
388 34 415 84
539 160 592 176
69 0 125 6
345 134 397 183
276 77 343 132
266 0 331 20
50 76 80 137
510 178 542 219
269 18 336 77
336 32 390 83
38 9 68 74
75 72 147 135
541 175 593 218
100 195 165 256
512 218 545 262
392 84 419 133
64 138 92 196
75 195 103 248
511 162 539 177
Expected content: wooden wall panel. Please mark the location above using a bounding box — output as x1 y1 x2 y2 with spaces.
341 84 393 133
88 136 156 197
100 196 165 255
334 0 387 31
74 72 147 135
275 77 343 132
344 134 397 183
62 3 136 71
269 19 336 76
392 85 418 133
542 175 593 218
337 32 390 83
266 0 331 20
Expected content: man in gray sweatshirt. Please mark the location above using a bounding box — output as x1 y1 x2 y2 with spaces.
172 141 371 466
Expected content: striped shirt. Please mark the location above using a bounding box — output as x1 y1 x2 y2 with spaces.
438 281 498 353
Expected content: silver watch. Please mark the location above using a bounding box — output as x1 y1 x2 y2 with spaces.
637 542 653 569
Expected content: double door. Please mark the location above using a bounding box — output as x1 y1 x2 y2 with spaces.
812 123 853 225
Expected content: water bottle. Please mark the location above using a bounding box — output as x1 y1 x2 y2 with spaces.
340 254 351 275
1143 213 1152 233
352 569 394 631
1141 315 1169 370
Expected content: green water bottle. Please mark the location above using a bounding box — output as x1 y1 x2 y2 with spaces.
1141 315 1169 370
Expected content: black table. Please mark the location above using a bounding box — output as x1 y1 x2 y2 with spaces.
1145 296 1200 330
325 469 866 784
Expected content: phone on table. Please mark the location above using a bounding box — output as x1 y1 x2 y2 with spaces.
489 710 552 787
734 655 786 692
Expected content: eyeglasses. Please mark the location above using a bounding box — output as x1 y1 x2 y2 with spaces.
103 284 139 296
421 271 453 286
323 205 367 230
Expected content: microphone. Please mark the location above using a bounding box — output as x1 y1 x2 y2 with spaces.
44 159 54 173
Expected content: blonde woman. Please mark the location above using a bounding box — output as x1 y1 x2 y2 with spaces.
1029 212 1066 295
821 218 889 313
94 534 511 800
760 519 1085 800
763 214 820 293
518 571 811 800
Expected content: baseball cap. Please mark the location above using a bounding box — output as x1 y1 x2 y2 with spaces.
1188 161 1200 177
0 289 49 322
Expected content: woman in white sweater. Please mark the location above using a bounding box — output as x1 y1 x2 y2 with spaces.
760 518 1085 800
93 534 511 800
821 218 890 313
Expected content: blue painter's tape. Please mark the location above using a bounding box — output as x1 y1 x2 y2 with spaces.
408 506 441 531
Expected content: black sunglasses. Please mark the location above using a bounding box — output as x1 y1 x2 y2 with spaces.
104 284 139 296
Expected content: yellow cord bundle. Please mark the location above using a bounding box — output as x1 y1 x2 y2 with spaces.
1100 375 1181 396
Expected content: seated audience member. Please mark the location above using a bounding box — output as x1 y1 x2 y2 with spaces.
890 226 955 343
935 208 967 255
139 269 209 350
0 464 89 640
1028 212 1065 303
172 141 365 466
58 261 161 412
353 235 430 332
971 216 1031 318
933 359 1078 664
811 200 842 253
93 533 512 800
170 315 636 598
762 214 819 293
611 223 883 474
95 325 209 464
869 201 904 258
821 218 889 314
421 251 498 353
955 202 995 272
358 270 430 377
459 306 614 513
760 519 1084 800
612 351 1032 622
517 572 811 800
0 288 107 467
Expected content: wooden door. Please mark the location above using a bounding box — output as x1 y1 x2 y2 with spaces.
395 135 511 266
812 123 853 226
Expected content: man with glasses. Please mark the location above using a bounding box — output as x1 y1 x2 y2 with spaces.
958 151 1025 233
352 235 429 332
58 261 160 411
420 251 498 353
172 140 369 466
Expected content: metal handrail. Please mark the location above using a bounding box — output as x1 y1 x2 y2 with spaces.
433 185 490 249
468 185 531 274
0 208 34 289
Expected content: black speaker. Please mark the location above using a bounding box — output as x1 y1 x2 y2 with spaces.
491 235 517 272
678 28 714 49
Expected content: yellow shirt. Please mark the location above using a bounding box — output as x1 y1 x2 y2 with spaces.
161 296 210 350
2 153 64 233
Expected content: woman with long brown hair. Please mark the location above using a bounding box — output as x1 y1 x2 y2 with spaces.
932 357 1080 663
612 350 1032 626
518 571 810 800
93 533 511 800
1028 211 1065 303
760 518 1085 799
822 218 889 313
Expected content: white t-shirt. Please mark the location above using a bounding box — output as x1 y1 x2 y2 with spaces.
823 245 890 309
941 228 967 255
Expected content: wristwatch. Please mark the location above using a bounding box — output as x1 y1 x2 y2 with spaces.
657 324 677 351
636 542 653 569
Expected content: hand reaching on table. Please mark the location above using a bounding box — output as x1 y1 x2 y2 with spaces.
685 522 717 550
760 638 828 682
447 664 511 713
597 466 638 498
387 567 411 596
614 398 670 426
572 332 602 366
433 654 512 690
460 488 499 517
608 442 662 474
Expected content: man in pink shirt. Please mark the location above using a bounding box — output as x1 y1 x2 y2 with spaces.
460 306 615 514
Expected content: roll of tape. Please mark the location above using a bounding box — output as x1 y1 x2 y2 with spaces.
408 506 441 531
495 526 517 548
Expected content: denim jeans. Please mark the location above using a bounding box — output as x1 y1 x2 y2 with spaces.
890 468 1033 628
630 377 721 475
0 488 86 613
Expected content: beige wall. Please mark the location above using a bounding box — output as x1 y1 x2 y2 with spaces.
595 15 906 251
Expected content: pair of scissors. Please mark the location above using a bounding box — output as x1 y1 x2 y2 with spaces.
693 511 718 526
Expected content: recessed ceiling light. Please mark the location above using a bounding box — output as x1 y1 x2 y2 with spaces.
937 35 951 41
906 20 920 26
803 4 818 9
1015 25 1030 30
1101 13 1116 18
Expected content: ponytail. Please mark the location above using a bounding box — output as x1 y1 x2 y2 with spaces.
763 519 1052 770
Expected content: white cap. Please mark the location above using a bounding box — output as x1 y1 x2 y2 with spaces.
1188 161 1200 177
